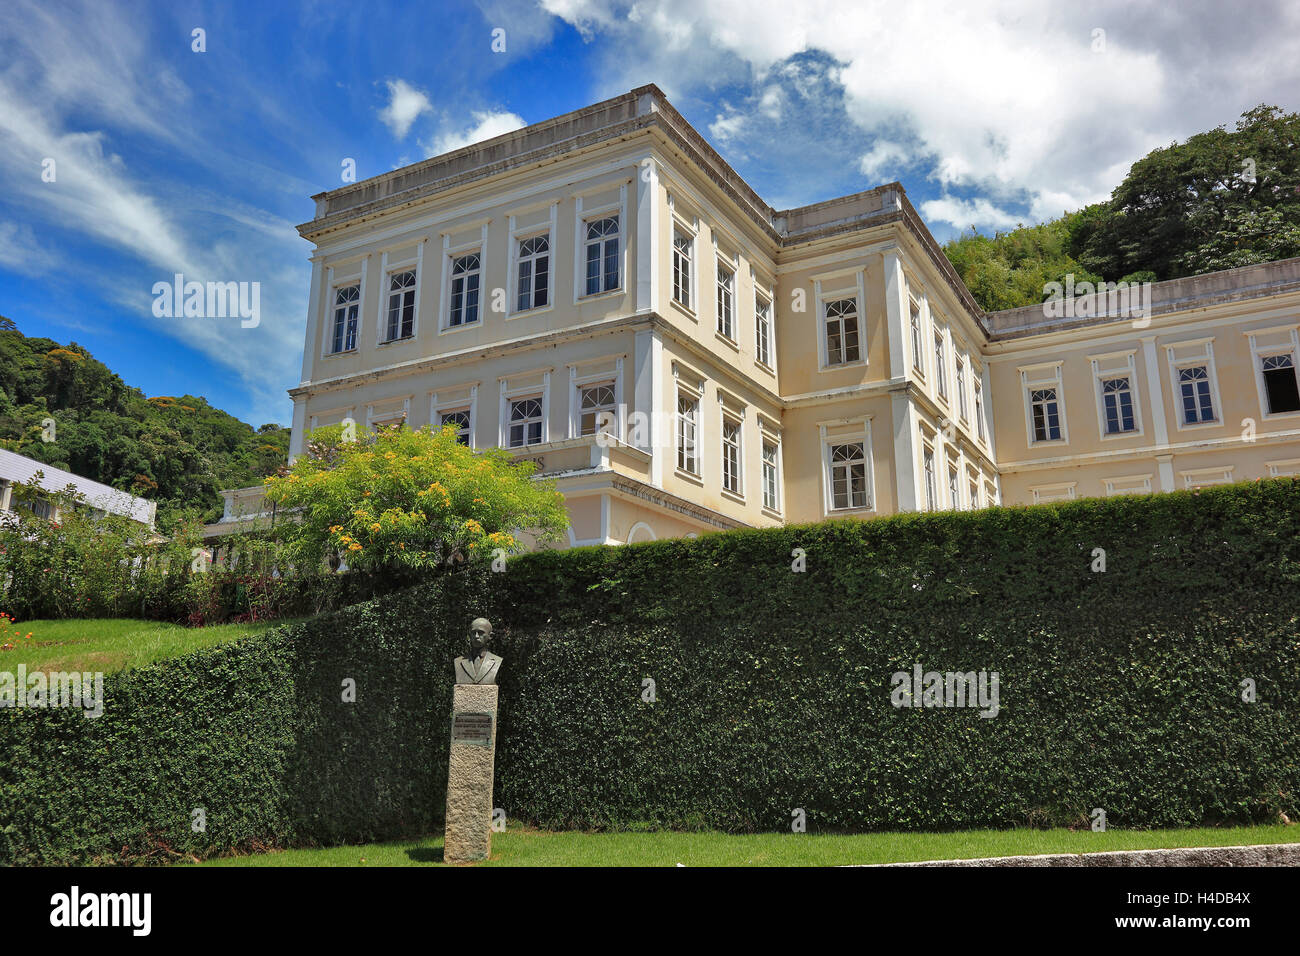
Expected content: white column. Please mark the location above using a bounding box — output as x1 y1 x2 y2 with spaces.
891 391 919 512
635 157 659 313
633 327 663 486
1140 335 1169 447
980 362 997 461
1141 336 1173 491
288 396 308 462
299 256 325 383
883 250 909 379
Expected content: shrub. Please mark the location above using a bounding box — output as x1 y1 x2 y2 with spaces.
3 480 1298 863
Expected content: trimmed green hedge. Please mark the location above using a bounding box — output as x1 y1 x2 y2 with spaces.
3 480 1299 863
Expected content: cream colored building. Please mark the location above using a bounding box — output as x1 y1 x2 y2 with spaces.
276 85 1300 547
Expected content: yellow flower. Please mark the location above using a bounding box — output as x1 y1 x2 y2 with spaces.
348 542 363 552
370 523 382 533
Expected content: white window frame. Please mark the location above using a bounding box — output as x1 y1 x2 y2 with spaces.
754 288 774 370
327 280 361 355
1180 466 1234 489
509 207 557 317
973 375 987 443
1247 326 1300 420
1266 457 1300 477
430 385 478 450
675 382 702 477
365 396 412 432
573 185 628 303
1020 362 1068 446
307 404 356 438
813 271 867 371
760 430 781 515
720 407 744 499
909 296 925 377
1090 350 1143 439
715 257 736 341
1104 474 1153 496
921 441 938 511
379 259 419 344
954 353 969 421
1032 482 1077 504
671 221 696 313
568 358 625 440
1164 338 1223 431
984 480 998 508
820 421 874 514
438 407 474 446
440 226 487 333
498 371 551 448
506 395 545 448
933 326 949 400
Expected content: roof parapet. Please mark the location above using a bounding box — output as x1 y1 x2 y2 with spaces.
986 256 1300 339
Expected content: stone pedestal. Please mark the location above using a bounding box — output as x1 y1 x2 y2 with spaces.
443 683 497 863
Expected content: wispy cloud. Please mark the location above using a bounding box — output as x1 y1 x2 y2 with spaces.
0 0 309 425
0 221 57 275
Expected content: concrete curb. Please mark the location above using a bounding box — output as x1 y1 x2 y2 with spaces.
865 842 1300 867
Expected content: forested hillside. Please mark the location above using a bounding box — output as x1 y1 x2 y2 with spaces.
0 316 288 527
944 105 1300 311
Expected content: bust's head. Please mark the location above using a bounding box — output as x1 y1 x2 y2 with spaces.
469 617 493 654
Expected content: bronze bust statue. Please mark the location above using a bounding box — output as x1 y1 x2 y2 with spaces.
454 617 502 685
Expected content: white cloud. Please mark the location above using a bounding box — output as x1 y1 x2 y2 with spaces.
542 0 1300 223
709 110 747 142
423 110 527 157
858 141 911 182
920 196 1022 232
378 79 433 139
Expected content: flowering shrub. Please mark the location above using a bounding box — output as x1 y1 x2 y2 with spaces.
0 480 187 620
264 422 568 572
0 611 33 651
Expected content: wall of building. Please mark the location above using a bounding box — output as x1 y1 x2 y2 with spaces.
280 88 1300 552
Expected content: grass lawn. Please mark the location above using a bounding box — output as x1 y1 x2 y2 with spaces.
199 824 1300 867
0 618 290 675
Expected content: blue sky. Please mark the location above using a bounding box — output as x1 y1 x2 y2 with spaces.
2 0 1298 428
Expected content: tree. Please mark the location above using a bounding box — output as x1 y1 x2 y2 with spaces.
263 423 569 572
1068 105 1300 281
0 320 291 524
943 216 1102 312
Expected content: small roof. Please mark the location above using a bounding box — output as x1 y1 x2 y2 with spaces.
0 448 156 526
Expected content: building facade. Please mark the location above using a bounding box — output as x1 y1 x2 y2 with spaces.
279 85 1300 547
0 448 158 530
